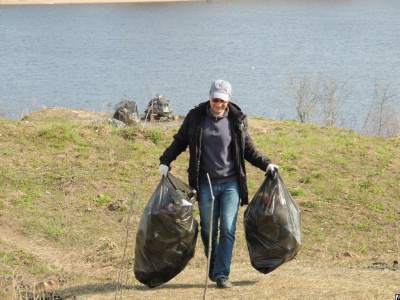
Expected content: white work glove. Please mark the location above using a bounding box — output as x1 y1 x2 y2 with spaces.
158 164 169 177
266 163 279 178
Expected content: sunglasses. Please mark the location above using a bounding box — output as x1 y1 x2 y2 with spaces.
211 98 228 104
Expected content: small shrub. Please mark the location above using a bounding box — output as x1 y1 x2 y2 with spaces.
93 194 109 205
145 131 163 144
290 188 307 197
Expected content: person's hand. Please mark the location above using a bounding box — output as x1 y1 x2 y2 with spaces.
266 163 279 178
158 164 169 177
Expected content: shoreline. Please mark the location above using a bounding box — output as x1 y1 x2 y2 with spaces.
1 0 206 5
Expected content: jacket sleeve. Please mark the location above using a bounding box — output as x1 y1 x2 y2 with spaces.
242 119 271 171
159 115 190 167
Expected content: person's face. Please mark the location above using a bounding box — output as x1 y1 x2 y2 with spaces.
209 94 229 115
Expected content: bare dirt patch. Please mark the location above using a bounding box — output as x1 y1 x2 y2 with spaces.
1 107 399 299
2 216 398 299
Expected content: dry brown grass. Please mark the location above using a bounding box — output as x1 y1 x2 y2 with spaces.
0 107 399 299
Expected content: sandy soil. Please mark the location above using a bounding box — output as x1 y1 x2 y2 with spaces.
2 219 399 299
1 108 399 299
1 0 205 5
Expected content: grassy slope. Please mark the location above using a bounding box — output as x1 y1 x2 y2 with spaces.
0 107 399 298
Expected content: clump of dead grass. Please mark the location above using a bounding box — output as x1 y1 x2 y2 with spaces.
0 108 399 299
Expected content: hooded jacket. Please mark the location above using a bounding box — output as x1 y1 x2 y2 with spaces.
159 101 271 206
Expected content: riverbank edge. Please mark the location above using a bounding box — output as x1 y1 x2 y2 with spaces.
1 0 206 5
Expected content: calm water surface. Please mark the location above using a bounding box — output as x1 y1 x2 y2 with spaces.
1 0 399 131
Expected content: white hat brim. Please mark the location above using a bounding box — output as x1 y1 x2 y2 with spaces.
211 92 230 101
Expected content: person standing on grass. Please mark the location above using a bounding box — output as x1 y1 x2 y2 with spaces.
157 79 278 288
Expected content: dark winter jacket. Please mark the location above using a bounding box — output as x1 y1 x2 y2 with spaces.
159 101 271 206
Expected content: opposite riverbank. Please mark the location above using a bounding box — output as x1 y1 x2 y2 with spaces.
1 0 205 5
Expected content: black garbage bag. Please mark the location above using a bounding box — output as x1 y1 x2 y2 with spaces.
244 171 301 274
134 173 198 288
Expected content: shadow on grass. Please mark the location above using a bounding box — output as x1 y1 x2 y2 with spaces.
59 282 121 297
135 280 258 290
58 280 258 297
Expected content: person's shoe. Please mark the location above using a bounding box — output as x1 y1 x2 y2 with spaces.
216 277 232 288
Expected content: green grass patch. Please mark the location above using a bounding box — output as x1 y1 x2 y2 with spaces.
1 109 399 288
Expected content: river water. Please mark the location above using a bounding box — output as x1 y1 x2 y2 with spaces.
1 0 399 131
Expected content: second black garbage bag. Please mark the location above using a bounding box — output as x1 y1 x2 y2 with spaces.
134 173 199 288
244 171 301 274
